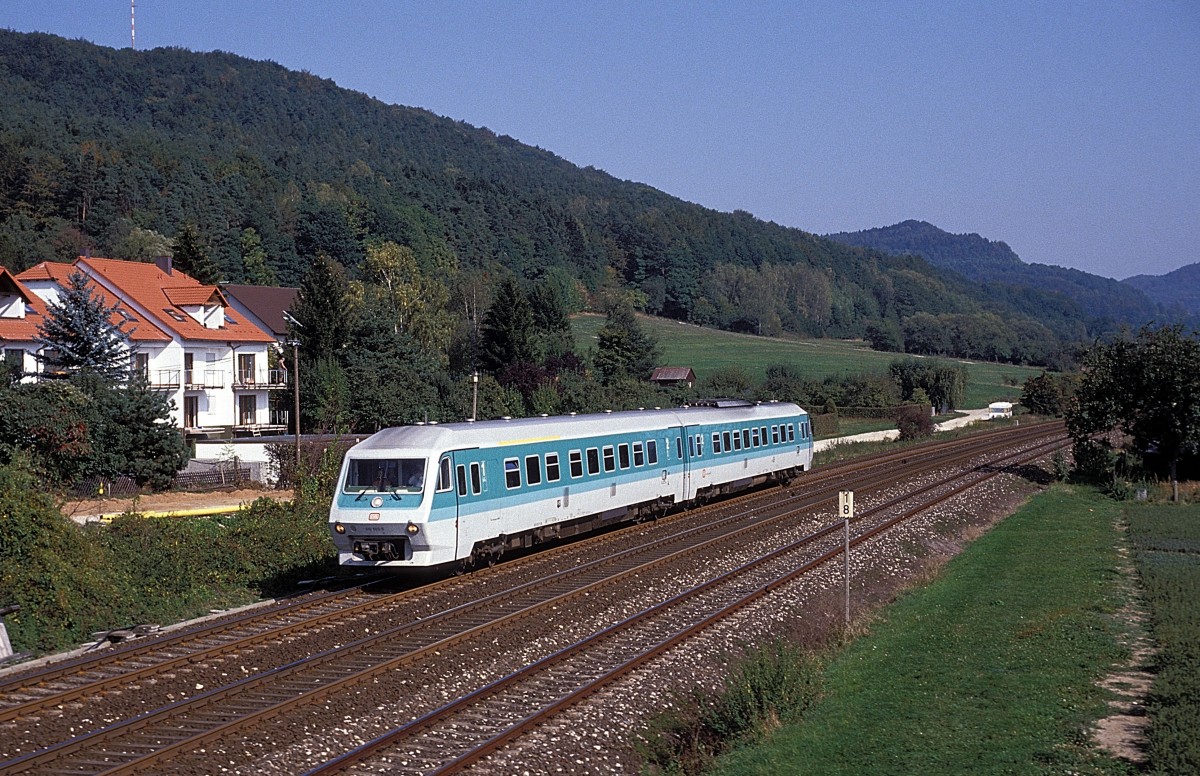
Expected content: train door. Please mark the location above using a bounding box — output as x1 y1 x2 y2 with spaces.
443 449 482 561
430 453 461 559
681 424 702 500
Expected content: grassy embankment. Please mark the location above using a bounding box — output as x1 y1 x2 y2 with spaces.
570 313 1040 409
694 486 1199 775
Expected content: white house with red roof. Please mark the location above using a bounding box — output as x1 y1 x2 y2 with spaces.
15 256 286 438
0 266 50 380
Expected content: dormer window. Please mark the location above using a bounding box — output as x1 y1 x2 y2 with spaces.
0 292 25 319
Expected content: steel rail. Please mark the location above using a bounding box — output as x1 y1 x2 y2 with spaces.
306 436 1068 775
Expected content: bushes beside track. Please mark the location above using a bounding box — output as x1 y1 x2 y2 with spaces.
0 460 337 657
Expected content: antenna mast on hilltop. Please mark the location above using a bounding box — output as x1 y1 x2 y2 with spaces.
131 0 136 49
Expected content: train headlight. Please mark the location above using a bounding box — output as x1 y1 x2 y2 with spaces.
334 522 346 534
405 521 420 535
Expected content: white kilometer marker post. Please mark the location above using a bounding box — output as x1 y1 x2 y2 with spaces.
839 490 854 626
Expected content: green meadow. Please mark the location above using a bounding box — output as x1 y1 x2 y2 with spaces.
571 313 1041 408
709 485 1138 776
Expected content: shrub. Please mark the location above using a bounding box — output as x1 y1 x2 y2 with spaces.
636 640 822 774
896 404 934 440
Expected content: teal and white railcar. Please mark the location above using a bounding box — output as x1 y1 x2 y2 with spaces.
329 401 813 569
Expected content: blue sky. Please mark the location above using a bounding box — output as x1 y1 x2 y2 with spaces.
3 1 1197 280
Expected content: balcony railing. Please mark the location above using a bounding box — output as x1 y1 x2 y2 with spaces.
232 369 288 390
184 370 225 390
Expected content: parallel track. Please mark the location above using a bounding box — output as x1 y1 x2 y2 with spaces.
0 422 1064 775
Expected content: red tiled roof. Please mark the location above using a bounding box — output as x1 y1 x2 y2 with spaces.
78 257 275 344
163 286 227 307
15 261 171 343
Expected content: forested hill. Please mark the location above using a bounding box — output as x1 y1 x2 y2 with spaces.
0 30 1111 363
825 220 1166 327
1123 263 1200 317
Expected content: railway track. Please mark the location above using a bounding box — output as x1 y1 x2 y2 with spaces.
0 421 1064 775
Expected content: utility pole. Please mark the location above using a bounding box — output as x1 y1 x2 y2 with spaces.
289 339 301 473
131 1 136 50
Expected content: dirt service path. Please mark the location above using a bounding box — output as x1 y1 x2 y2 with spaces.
62 488 295 523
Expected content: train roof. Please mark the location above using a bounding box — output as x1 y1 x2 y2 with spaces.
348 402 807 456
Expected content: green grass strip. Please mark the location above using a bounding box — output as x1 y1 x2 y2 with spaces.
711 485 1133 775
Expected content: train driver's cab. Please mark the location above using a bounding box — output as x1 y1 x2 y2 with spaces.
343 457 427 496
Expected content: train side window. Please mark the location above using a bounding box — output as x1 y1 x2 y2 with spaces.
470 462 482 495
789 423 797 442
761 426 768 445
696 434 704 456
752 428 760 447
570 450 584 478
633 442 645 467
546 452 561 482
436 457 453 492
603 445 616 472
676 436 683 459
711 432 721 454
732 431 742 451
586 447 600 476
772 425 780 445
687 435 695 458
525 455 542 486
742 428 751 448
504 458 521 489
649 439 659 465
456 464 467 497
720 430 729 452
618 443 630 469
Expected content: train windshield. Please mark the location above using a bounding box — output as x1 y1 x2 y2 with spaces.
344 458 427 494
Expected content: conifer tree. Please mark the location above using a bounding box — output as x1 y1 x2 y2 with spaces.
479 278 538 374
35 270 134 381
172 224 222 284
594 301 659 385
240 227 277 286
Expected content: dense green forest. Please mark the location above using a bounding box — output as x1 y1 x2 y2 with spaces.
826 219 1181 329
0 30 1106 368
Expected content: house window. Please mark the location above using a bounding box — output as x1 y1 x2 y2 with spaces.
131 352 149 379
238 395 257 426
3 349 22 370
184 396 200 428
238 353 256 384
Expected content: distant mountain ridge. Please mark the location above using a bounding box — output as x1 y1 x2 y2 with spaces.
1123 263 1200 317
825 220 1166 326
